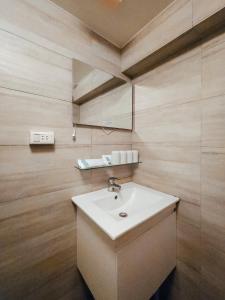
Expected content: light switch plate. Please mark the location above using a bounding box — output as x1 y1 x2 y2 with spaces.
30 131 54 144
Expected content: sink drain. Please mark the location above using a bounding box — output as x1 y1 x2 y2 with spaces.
119 212 128 218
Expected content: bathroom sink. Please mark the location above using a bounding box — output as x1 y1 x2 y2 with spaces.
72 182 179 240
73 183 179 300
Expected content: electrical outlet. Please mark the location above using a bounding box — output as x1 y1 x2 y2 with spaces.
30 131 54 144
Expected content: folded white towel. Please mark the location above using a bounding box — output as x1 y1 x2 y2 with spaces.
77 158 106 169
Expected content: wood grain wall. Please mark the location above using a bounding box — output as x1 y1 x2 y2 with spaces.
0 0 126 80
121 0 225 71
1 0 225 299
0 3 132 299
133 29 225 300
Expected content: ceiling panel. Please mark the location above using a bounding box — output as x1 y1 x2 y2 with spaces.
51 0 174 48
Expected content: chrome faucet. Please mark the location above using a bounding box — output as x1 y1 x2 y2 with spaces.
108 177 121 192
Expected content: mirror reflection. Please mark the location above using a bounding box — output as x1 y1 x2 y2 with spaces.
72 59 133 130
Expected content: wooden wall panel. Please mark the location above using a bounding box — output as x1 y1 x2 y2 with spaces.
133 29 225 299
133 48 201 111
132 144 200 205
177 201 201 228
133 101 201 146
121 0 225 77
0 30 72 101
4 0 225 299
193 0 225 25
0 88 92 146
199 30 225 299
0 186 91 300
177 219 201 272
0 188 79 300
24 268 92 300
132 41 203 299
201 242 225 300
202 31 225 99
201 150 225 253
201 28 225 257
0 0 123 79
159 261 200 300
0 145 92 203
0 101 131 299
201 95 225 148
121 0 192 70
0 4 132 298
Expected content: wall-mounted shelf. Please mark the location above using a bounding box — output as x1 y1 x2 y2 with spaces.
75 161 142 171
73 77 126 105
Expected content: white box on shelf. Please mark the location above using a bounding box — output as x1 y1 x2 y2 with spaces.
111 151 120 165
126 150 133 163
120 151 127 164
132 150 139 163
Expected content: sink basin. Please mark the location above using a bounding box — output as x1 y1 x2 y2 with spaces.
72 182 179 240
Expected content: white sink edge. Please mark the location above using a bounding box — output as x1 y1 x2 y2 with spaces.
72 182 179 240
78 202 177 240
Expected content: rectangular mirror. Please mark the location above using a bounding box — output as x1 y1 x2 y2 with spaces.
72 59 133 130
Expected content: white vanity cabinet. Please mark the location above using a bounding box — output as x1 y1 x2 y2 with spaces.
72 182 179 300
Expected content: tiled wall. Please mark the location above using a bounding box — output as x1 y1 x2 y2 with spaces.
1 1 225 299
121 0 225 72
133 30 225 300
0 29 132 300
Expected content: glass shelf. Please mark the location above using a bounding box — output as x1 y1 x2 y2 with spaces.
75 161 142 171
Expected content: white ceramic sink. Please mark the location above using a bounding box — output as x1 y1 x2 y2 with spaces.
72 182 179 240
